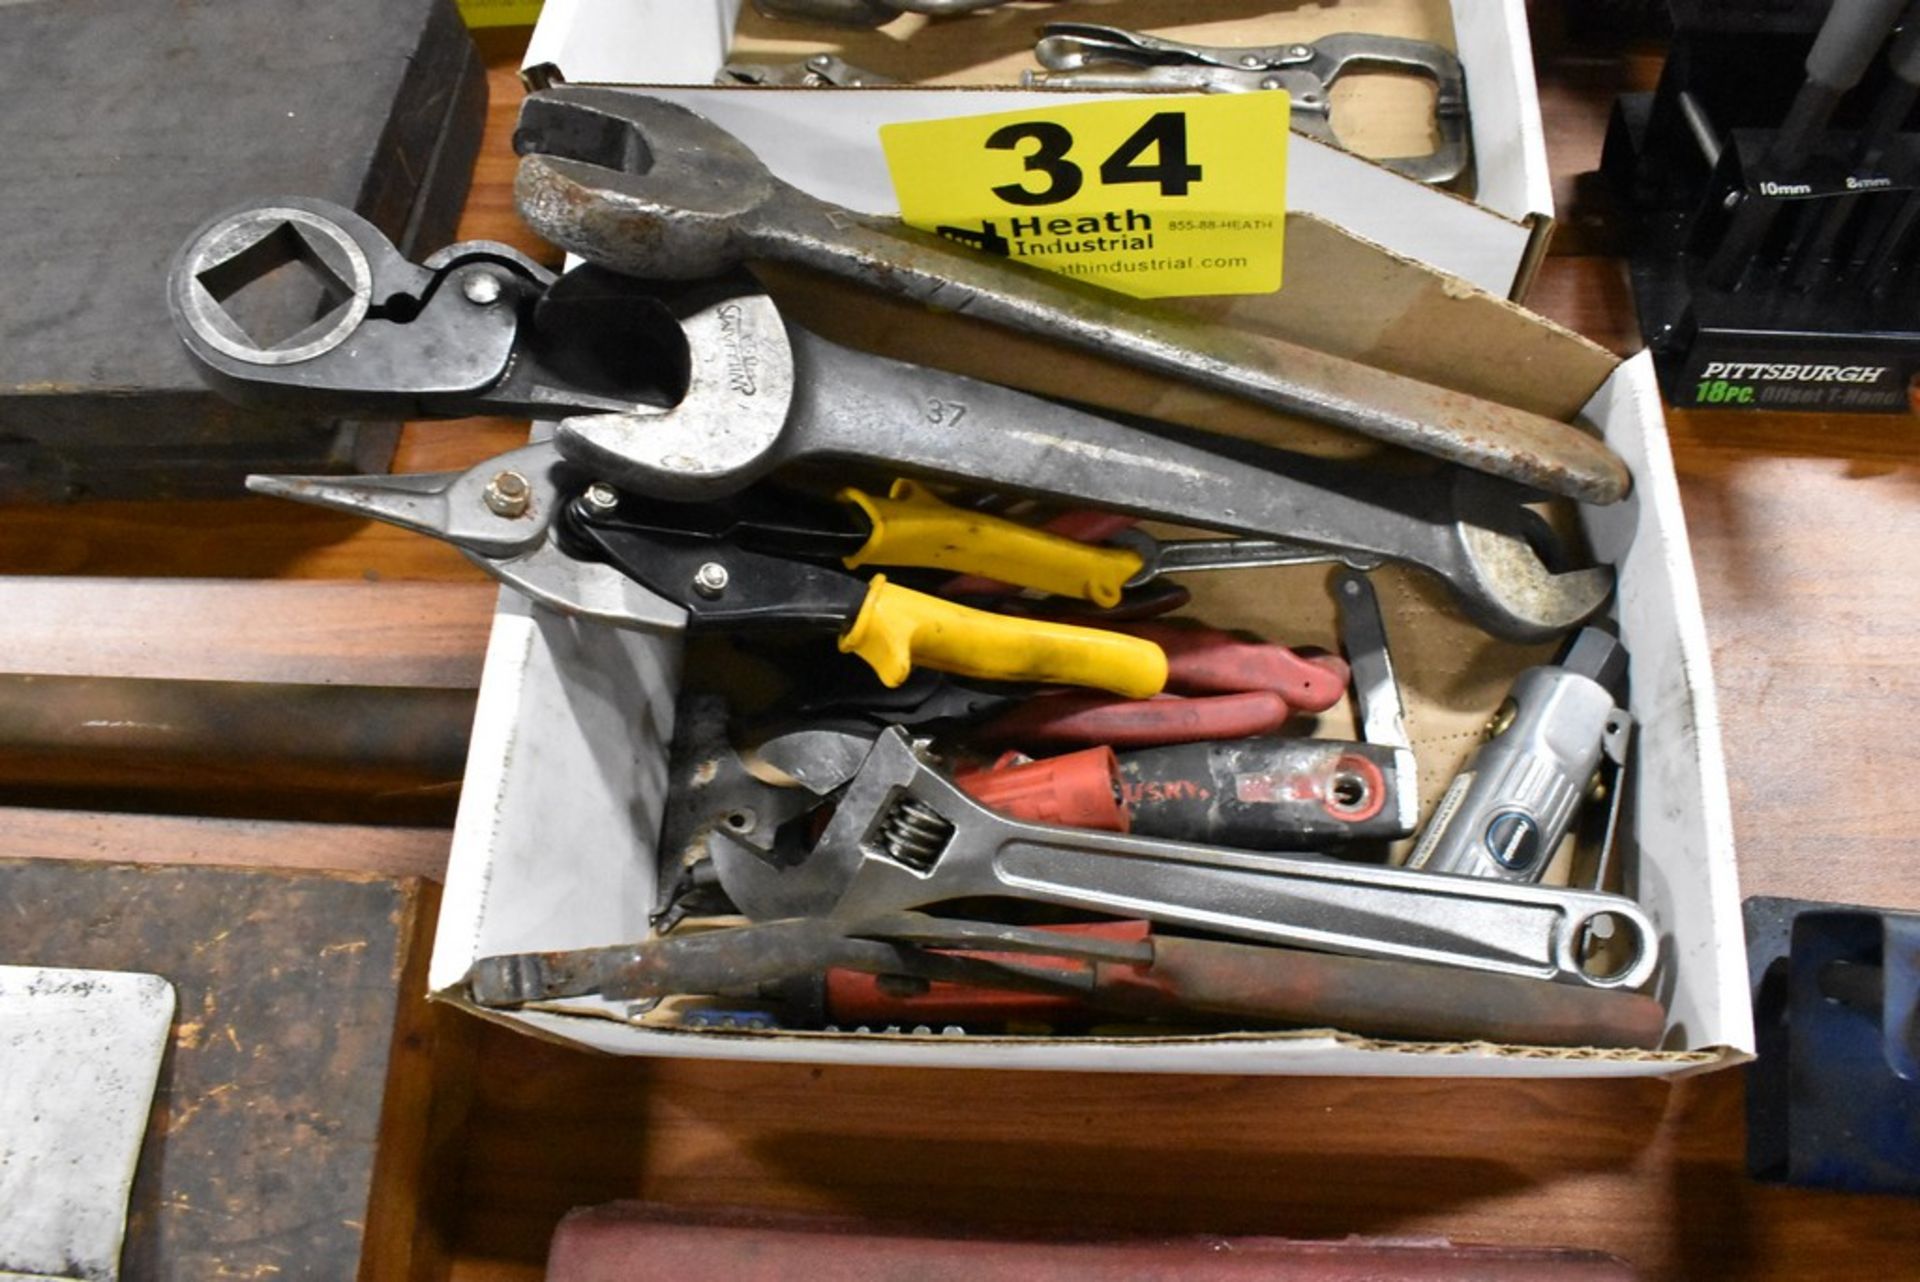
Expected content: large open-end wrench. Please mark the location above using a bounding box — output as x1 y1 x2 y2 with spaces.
555 277 1612 642
510 88 1630 506
775 729 1658 990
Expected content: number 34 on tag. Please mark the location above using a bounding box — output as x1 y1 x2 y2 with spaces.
881 94 1288 299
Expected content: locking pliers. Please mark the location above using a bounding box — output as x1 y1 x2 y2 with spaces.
1025 24 1471 186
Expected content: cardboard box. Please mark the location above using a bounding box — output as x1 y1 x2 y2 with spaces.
427 203 1753 1078
519 0 1555 299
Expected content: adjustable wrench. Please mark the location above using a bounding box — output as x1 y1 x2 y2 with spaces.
511 88 1629 505
554 276 1612 642
757 729 1658 989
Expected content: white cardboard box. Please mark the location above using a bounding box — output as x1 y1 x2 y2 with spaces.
520 0 1556 299
431 4 1749 1076
426 313 1752 1078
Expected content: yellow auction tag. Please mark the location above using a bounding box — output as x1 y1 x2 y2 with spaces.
881 95 1288 299
456 0 543 28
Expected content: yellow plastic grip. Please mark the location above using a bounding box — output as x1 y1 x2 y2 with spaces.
839 576 1169 697
840 479 1143 607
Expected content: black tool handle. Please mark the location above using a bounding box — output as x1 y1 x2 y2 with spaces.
1117 738 1410 849
1710 0 1910 287
1859 3 1920 165
1773 0 1909 165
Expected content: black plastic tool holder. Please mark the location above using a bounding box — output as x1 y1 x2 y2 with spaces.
1603 1 1920 413
1744 896 1920 1196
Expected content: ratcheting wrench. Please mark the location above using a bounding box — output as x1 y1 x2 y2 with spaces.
1025 25 1471 186
747 728 1660 989
169 199 1613 642
510 88 1628 505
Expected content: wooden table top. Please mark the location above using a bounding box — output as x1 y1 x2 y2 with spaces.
2 21 1917 1282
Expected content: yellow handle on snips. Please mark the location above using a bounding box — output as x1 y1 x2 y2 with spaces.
838 576 1168 697
840 480 1143 606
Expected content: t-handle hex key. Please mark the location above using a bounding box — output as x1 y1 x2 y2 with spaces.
785 729 1659 990
510 88 1630 506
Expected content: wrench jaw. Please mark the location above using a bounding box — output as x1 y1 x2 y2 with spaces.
554 280 799 500
1447 472 1616 643
809 729 981 923
515 89 775 281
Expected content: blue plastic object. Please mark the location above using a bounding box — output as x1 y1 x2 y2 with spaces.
1745 896 1920 1194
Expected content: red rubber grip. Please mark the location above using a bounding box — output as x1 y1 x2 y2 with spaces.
974 690 1296 749
957 745 1129 832
1101 620 1350 709
823 919 1149 1026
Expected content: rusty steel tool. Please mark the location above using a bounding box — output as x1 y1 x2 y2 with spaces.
510 87 1630 505
464 912 1669 1048
171 199 1611 642
730 728 1658 989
